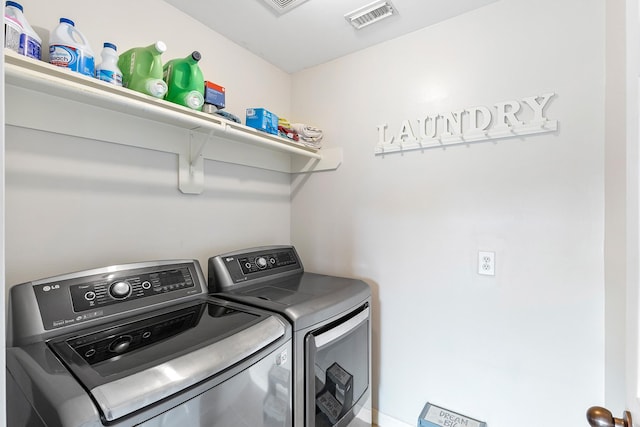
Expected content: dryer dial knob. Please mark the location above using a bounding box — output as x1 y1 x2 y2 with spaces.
110 281 131 299
256 257 268 269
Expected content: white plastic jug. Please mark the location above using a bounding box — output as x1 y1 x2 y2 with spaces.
49 17 95 77
4 1 22 53
4 1 41 59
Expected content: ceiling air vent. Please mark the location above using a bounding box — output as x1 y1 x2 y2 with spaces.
261 0 311 15
345 0 397 30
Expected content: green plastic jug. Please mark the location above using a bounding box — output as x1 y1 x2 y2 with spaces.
163 51 205 110
118 41 168 98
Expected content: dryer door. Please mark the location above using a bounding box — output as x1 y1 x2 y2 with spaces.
305 304 370 427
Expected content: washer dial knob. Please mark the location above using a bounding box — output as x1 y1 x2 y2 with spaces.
109 281 131 299
109 335 133 354
255 257 268 269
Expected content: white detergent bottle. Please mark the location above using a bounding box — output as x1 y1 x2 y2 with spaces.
4 1 41 59
4 1 22 53
49 17 95 77
96 42 123 86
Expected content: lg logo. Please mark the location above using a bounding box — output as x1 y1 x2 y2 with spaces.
42 284 60 292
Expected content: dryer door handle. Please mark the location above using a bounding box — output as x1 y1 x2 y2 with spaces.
313 307 369 349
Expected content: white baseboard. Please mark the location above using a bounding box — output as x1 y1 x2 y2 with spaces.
373 409 413 427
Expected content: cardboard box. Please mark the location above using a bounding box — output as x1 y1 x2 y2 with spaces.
204 81 225 109
246 108 279 135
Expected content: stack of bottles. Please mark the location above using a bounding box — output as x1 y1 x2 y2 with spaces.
3 5 208 111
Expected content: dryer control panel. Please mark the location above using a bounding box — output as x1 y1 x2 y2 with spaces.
208 246 303 291
237 250 298 275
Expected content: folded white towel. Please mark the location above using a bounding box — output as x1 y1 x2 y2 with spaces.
301 139 322 149
291 123 323 142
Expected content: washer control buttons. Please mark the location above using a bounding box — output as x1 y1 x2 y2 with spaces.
84 291 96 301
255 257 268 269
141 281 151 290
109 281 131 299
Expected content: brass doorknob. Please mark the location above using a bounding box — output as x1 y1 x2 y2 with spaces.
586 406 632 427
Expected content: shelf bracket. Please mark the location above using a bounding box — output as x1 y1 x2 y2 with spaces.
178 130 209 194
190 130 210 173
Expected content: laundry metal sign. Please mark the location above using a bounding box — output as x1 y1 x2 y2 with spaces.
418 403 487 427
375 92 557 155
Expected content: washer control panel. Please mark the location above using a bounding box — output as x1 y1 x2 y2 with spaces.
28 261 204 331
69 267 195 312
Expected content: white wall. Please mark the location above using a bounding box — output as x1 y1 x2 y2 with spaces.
291 0 606 425
4 0 293 287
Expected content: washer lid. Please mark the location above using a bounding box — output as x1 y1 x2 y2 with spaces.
48 299 286 422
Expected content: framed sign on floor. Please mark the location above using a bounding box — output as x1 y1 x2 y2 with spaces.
418 402 487 427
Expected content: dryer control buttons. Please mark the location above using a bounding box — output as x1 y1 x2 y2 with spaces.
237 250 300 275
109 281 132 299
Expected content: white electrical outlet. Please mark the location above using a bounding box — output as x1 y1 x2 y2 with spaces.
478 251 495 276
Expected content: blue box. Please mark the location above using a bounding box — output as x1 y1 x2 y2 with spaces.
204 81 225 109
246 108 279 135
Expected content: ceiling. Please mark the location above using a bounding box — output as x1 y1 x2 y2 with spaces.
163 0 498 74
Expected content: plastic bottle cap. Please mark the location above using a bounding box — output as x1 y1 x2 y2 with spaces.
186 91 205 110
146 79 168 98
103 42 117 51
59 17 75 26
5 1 23 11
154 41 167 54
191 51 202 62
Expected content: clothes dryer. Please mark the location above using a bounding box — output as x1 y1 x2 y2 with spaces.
209 245 372 427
